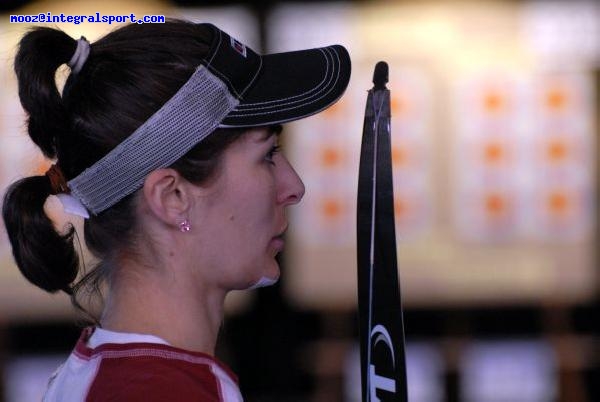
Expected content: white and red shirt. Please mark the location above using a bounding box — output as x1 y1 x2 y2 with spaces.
43 327 243 402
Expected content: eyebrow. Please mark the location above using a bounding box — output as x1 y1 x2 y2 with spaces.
258 124 283 141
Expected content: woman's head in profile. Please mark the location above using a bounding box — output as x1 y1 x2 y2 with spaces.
2 18 350 401
3 19 349 339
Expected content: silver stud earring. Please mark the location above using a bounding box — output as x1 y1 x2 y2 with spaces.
179 219 191 233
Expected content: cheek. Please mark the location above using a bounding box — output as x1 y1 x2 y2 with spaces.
204 168 279 245
202 176 281 288
233 175 277 226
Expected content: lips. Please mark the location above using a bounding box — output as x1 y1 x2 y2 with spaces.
270 236 285 253
270 224 288 253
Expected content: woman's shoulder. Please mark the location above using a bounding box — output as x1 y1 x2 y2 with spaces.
85 343 242 401
45 329 242 402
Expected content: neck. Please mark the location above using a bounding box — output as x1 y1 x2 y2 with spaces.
100 259 226 355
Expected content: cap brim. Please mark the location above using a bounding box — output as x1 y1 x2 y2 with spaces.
220 45 351 127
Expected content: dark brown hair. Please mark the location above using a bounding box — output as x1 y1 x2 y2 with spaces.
2 21 247 321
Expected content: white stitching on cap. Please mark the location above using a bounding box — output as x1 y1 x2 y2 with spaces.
218 88 347 128
236 47 331 107
206 29 222 66
226 49 338 118
205 63 242 98
240 54 263 96
226 48 341 118
232 47 335 112
227 46 342 117
201 29 244 99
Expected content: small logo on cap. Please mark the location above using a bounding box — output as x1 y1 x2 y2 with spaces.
230 37 247 58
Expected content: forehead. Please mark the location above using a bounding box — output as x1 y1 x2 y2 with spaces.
222 126 282 159
244 125 283 143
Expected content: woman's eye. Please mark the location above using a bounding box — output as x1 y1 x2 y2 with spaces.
265 145 281 165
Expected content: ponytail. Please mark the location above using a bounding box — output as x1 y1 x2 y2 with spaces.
4 27 80 295
2 176 78 294
15 27 76 159
3 21 233 319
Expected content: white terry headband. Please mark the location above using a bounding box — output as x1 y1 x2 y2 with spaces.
57 23 351 217
68 66 238 214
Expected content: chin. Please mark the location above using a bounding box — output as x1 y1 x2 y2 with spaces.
235 261 280 290
263 261 281 281
260 256 281 280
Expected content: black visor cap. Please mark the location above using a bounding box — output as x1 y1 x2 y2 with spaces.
200 24 351 128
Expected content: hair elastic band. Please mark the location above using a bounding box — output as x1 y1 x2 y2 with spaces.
68 36 90 74
46 164 69 195
45 164 90 218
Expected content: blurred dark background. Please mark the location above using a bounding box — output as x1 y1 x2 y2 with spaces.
0 1 598 401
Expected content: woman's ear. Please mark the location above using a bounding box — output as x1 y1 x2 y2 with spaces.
142 168 192 228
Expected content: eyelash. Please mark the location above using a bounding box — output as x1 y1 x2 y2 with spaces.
265 145 281 165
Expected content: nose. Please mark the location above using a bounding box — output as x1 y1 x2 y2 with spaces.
276 155 305 206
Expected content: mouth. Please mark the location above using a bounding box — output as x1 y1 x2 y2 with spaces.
270 225 288 253
270 236 285 253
